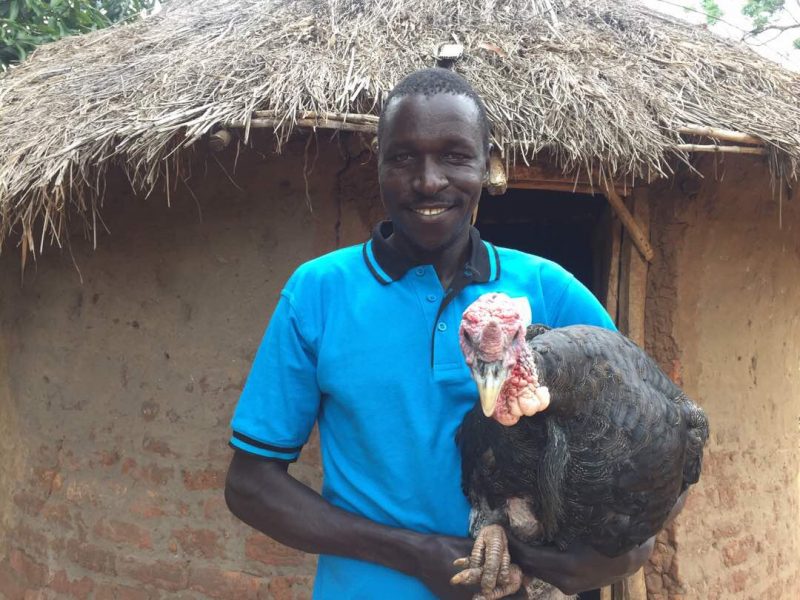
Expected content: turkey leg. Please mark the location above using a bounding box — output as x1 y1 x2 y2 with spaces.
451 524 524 600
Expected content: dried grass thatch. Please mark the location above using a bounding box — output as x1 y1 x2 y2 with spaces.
1 0 799 257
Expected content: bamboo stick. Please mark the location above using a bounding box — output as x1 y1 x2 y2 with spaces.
675 144 766 155
678 125 762 146
603 185 654 263
604 215 622 323
486 151 507 195
614 188 651 600
228 117 377 134
252 110 379 125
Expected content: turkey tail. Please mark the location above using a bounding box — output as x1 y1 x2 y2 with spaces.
680 396 709 487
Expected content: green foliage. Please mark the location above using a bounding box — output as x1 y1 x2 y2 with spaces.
0 0 154 70
699 0 724 25
696 0 798 54
742 0 786 32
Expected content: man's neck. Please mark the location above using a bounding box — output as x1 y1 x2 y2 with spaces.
387 229 471 290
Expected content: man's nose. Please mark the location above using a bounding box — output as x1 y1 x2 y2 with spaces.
411 156 448 197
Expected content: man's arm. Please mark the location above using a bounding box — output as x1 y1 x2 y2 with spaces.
226 452 668 597
225 451 477 600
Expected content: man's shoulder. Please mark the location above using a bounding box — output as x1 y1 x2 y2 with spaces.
493 245 573 284
284 243 367 294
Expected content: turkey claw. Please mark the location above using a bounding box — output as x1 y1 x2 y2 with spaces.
450 524 523 599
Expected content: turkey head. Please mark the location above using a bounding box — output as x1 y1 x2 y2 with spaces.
459 293 551 426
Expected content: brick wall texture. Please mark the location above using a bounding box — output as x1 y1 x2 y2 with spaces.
644 157 800 599
1 146 798 599
0 137 380 599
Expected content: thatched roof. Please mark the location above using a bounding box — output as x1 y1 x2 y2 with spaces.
1 0 799 256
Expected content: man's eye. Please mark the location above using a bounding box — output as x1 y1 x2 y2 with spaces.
391 153 412 163
444 152 470 160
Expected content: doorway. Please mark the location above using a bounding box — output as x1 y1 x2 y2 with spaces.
475 187 610 301
475 186 612 600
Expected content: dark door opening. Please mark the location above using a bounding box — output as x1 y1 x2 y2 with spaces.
475 187 610 600
475 187 609 299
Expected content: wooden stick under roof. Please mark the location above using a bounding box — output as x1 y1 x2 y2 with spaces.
230 117 377 134
603 184 654 263
677 125 762 146
675 143 766 155
250 110 379 128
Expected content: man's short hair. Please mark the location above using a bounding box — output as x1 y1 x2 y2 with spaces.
378 68 491 149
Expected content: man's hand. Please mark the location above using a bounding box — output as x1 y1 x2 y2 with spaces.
508 535 654 595
417 535 481 600
227 452 478 598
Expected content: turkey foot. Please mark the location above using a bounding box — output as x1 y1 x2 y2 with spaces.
450 524 523 600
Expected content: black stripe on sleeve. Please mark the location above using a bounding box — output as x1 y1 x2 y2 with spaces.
228 442 299 463
231 431 303 454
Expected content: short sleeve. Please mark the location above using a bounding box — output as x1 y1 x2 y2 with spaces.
229 292 321 462
550 276 616 331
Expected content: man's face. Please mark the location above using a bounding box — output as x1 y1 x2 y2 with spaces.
378 93 489 255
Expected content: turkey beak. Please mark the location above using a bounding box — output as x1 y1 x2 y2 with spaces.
474 362 507 417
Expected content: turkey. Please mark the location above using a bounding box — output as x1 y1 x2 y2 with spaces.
450 293 709 600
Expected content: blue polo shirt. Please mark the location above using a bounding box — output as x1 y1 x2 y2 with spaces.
230 222 614 599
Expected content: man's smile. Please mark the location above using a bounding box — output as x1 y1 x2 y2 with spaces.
409 205 453 217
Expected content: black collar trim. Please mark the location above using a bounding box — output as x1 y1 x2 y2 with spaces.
363 221 498 285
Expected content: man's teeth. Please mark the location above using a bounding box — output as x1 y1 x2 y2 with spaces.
412 207 449 216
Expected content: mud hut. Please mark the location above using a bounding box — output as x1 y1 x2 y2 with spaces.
1 0 798 598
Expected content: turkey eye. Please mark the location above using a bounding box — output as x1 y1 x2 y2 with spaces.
462 330 472 344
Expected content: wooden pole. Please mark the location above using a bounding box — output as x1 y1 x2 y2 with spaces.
229 117 378 134
675 143 766 155
252 109 379 126
604 215 623 323
603 185 654 263
617 188 650 344
613 187 651 600
677 125 762 146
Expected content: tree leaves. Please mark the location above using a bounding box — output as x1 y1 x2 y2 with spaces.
696 0 799 54
700 0 723 25
742 0 786 33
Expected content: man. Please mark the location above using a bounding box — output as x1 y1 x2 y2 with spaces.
225 68 655 599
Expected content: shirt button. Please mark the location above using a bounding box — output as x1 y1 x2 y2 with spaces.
437 322 447 332
426 294 437 302
415 267 425 276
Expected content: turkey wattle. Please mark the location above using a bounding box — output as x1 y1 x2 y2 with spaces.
450 293 709 600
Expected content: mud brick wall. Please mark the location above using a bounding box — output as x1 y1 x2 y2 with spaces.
644 157 800 599
0 137 381 599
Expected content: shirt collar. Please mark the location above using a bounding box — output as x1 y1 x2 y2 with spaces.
362 220 500 285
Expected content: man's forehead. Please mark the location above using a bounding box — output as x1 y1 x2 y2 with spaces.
381 93 483 144
383 92 480 122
